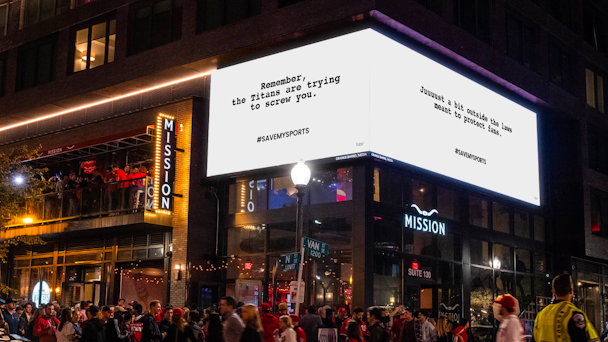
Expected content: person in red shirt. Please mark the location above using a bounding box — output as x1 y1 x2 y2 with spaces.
290 314 306 342
346 321 363 342
33 305 60 342
115 165 130 210
259 303 279 342
452 319 469 342
340 307 367 342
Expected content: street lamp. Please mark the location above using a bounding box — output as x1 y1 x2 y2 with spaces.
291 160 310 314
13 175 24 185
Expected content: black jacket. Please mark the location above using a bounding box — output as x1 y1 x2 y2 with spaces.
368 322 389 342
240 326 262 342
82 318 106 342
106 318 129 342
140 314 163 342
162 324 197 342
159 320 171 334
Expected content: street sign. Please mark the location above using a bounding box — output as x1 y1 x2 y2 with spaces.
289 281 305 303
303 237 329 259
280 252 301 271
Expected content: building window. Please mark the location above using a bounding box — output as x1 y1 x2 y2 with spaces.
16 35 56 91
277 0 303 8
547 0 572 29
548 43 573 92
584 3 607 52
588 125 608 175
130 0 183 55
72 18 116 73
415 0 441 15
197 0 261 32
469 196 488 228
0 3 8 36
373 167 403 207
453 0 491 43
533 215 545 242
492 202 510 234
24 0 62 27
514 209 530 238
586 68 605 113
506 14 535 71
229 179 268 214
590 188 608 238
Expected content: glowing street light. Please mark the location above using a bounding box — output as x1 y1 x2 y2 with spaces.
13 175 24 185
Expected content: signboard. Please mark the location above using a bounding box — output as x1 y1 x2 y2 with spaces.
154 114 176 213
318 328 338 342
289 281 305 303
280 252 301 271
404 204 446 235
208 29 540 206
32 281 51 307
303 237 329 259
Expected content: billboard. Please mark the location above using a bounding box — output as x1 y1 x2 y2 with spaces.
208 29 540 206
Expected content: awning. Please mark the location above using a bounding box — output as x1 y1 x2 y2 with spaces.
26 126 155 167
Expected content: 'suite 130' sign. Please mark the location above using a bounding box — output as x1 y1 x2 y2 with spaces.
154 114 176 213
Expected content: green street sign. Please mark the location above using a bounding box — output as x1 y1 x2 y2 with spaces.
303 237 329 259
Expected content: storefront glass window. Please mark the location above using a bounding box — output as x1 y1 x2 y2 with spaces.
437 262 463 320
496 270 514 295
514 209 530 238
534 252 546 274
373 251 401 306
411 180 433 209
535 275 552 298
493 202 510 234
494 244 513 270
226 255 266 280
229 179 268 214
469 196 488 228
373 167 402 206
309 218 352 251
403 230 436 257
373 216 401 251
516 275 533 309
470 267 494 331
309 167 353 205
227 225 266 256
268 255 296 308
269 176 297 209
515 249 531 273
10 268 30 300
437 186 460 221
437 234 462 261
534 215 545 242
470 239 490 266
268 222 295 254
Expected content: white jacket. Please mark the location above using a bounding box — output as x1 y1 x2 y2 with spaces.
420 320 437 342
275 328 297 342
496 315 523 342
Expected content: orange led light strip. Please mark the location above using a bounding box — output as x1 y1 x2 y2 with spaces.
0 71 212 133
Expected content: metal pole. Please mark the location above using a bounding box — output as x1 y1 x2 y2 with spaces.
295 237 305 315
272 259 278 313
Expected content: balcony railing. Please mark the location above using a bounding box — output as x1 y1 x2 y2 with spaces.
8 177 155 227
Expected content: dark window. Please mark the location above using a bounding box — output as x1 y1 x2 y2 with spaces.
71 17 116 73
129 0 182 55
470 239 490 266
548 43 573 92
506 14 535 70
415 0 441 15
590 188 608 238
588 125 608 174
16 35 56 91
492 202 511 234
0 3 8 36
469 196 489 228
586 67 606 113
373 167 403 207
0 55 5 97
24 0 62 26
453 0 491 43
197 0 261 32
548 0 573 29
278 0 304 8
584 3 607 53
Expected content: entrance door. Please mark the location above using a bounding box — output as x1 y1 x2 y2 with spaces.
404 282 438 316
579 283 601 329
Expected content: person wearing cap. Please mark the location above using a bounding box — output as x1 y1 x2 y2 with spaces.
276 303 289 319
163 307 198 342
493 294 523 342
260 303 279 342
2 298 19 334
34 304 60 342
534 274 600 342
102 306 114 324
82 306 106 342
289 314 306 342
107 306 129 342
117 299 126 308
335 308 348 335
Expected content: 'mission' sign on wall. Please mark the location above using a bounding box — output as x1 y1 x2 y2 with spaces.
208 29 540 206
154 114 176 213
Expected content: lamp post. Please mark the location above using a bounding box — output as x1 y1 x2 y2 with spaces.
291 160 310 314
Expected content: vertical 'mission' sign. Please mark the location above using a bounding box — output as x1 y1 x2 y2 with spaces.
154 113 176 214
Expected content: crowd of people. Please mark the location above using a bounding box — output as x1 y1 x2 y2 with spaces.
42 164 150 219
2 274 607 342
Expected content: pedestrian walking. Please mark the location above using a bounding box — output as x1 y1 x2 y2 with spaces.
240 305 263 342
398 307 419 342
33 305 60 342
81 306 105 342
275 316 297 342
299 306 323 342
533 274 600 342
435 317 451 342
162 308 197 342
259 303 279 342
55 308 76 342
493 294 523 342
367 308 388 342
220 296 244 342
289 315 306 342
206 312 223 342
452 319 468 342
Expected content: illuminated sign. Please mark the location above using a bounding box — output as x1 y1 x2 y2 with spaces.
32 281 51 307
404 204 446 235
244 262 253 270
154 114 176 213
412 262 419 270
408 267 432 279
208 29 540 205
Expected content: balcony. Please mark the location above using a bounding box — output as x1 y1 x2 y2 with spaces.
3 177 172 239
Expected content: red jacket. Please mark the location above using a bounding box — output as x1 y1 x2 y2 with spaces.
340 319 366 342
33 316 60 342
260 313 279 342
116 169 130 188
295 326 307 342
